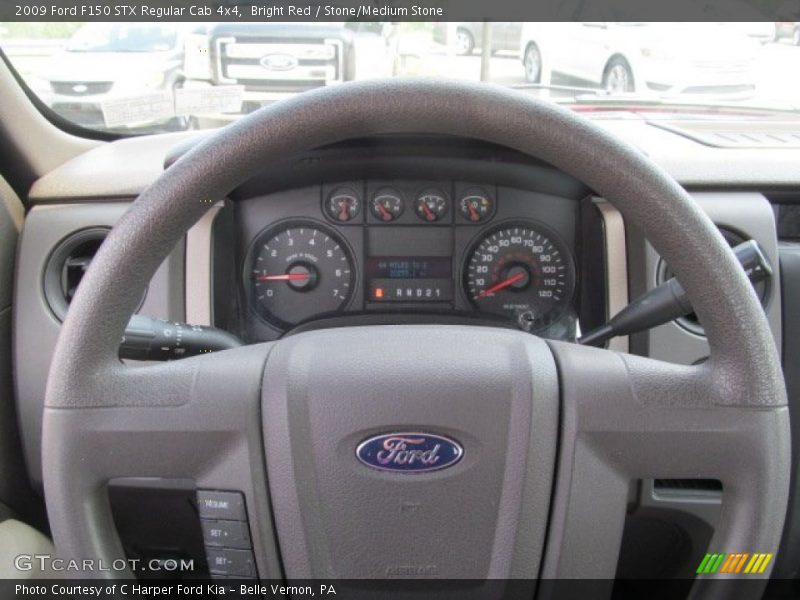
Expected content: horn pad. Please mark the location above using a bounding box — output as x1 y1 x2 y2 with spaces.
262 326 559 580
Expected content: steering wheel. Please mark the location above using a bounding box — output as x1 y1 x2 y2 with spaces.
44 80 789 597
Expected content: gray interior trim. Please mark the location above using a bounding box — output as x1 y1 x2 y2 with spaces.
543 341 790 596
0 177 23 310
14 202 185 485
643 192 782 366
0 177 41 524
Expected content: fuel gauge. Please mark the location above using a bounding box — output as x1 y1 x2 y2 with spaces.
414 189 449 222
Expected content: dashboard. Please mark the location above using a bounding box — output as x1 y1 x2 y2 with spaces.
214 167 607 343
13 131 790 493
8 107 799 578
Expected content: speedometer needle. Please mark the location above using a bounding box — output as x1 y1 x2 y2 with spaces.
477 272 526 298
256 273 310 281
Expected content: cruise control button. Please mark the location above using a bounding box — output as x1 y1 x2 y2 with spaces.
202 519 252 549
197 490 246 521
206 548 256 577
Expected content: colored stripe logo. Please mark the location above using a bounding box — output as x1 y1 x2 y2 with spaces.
697 552 773 574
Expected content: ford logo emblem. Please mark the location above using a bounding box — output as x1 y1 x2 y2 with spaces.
259 53 299 72
356 432 463 473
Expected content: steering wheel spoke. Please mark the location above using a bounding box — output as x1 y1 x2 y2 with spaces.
43 345 275 576
542 341 789 593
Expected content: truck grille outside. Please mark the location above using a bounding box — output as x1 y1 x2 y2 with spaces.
215 36 344 92
51 81 114 96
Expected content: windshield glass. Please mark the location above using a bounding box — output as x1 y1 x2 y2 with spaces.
1 21 798 135
65 24 178 53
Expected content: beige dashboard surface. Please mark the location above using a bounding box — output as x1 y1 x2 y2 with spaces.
28 119 800 201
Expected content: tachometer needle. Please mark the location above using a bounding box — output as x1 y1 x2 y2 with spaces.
477 272 526 298
256 273 310 282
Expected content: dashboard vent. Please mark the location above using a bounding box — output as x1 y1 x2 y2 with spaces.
657 227 769 336
654 479 722 493
650 121 800 149
43 228 114 321
61 237 104 305
44 227 109 321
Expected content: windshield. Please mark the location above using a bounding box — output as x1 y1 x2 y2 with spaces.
1 21 798 135
65 23 178 53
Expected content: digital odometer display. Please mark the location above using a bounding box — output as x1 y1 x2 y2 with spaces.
366 257 451 279
366 256 453 302
465 222 575 331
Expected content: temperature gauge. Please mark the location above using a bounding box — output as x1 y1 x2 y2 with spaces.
414 189 449 222
370 189 404 222
325 187 361 223
458 188 494 223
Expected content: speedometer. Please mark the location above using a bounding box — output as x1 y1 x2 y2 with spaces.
464 222 575 331
245 221 354 328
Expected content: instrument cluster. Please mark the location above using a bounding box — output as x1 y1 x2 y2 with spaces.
236 180 584 341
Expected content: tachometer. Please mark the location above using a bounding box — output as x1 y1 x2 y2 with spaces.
464 223 575 331
246 221 354 328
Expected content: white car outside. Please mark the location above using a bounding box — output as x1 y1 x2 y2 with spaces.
39 23 189 129
520 22 759 99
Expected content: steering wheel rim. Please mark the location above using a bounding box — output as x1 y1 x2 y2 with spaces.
43 80 789 593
